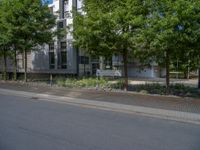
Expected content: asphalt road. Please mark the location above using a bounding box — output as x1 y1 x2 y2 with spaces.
0 94 200 150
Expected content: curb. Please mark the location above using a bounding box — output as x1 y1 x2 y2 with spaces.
0 88 200 125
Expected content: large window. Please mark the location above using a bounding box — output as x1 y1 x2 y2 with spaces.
60 42 67 51
49 52 55 69
79 56 89 64
49 43 55 69
60 42 67 69
49 42 54 52
57 20 65 29
61 51 67 69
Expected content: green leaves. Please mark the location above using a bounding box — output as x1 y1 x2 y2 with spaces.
73 0 148 90
73 0 147 56
74 0 200 88
0 0 56 81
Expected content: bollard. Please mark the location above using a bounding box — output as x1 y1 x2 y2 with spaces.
50 74 53 87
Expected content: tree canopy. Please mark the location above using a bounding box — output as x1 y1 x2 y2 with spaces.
0 0 56 81
73 0 148 90
136 0 200 88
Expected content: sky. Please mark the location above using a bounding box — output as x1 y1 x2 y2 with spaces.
42 0 53 4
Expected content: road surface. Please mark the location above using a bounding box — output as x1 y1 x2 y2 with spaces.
0 93 200 150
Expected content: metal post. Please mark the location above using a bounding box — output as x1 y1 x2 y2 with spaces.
50 74 53 87
83 55 86 77
176 59 179 79
198 68 200 89
187 60 190 79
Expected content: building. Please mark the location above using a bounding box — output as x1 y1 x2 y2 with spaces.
0 0 165 79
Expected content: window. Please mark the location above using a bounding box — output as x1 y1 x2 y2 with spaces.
49 43 54 52
49 43 55 69
61 51 67 69
91 56 99 63
59 42 67 69
60 42 67 51
49 52 55 69
79 56 89 64
57 20 65 28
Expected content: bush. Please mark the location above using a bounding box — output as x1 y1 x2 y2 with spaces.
110 79 125 89
129 83 166 95
128 83 200 98
55 77 66 87
64 78 77 88
55 77 200 98
55 77 109 88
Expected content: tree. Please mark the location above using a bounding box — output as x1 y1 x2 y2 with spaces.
137 0 200 90
73 0 148 90
0 0 13 80
7 0 56 82
171 0 200 89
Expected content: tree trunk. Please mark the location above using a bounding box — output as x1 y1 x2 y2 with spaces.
183 70 187 79
123 49 128 91
3 48 7 81
24 50 27 82
13 48 17 81
187 64 190 79
165 50 170 92
198 68 200 89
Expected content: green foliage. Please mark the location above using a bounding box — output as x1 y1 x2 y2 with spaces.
73 0 148 90
128 83 200 98
0 0 15 80
110 79 125 89
55 77 200 98
0 0 13 47
136 0 200 87
56 78 109 88
8 0 56 50
74 0 148 55
0 0 56 81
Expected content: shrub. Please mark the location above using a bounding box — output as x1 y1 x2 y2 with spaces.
128 83 200 98
55 78 66 87
110 79 125 89
55 77 109 88
55 77 200 98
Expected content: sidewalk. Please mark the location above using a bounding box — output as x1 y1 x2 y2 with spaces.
0 81 200 114
1 82 200 125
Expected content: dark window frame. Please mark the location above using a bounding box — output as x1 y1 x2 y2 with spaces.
49 52 55 69
79 56 89 65
49 43 54 52
49 42 55 69
61 51 67 69
60 42 67 51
